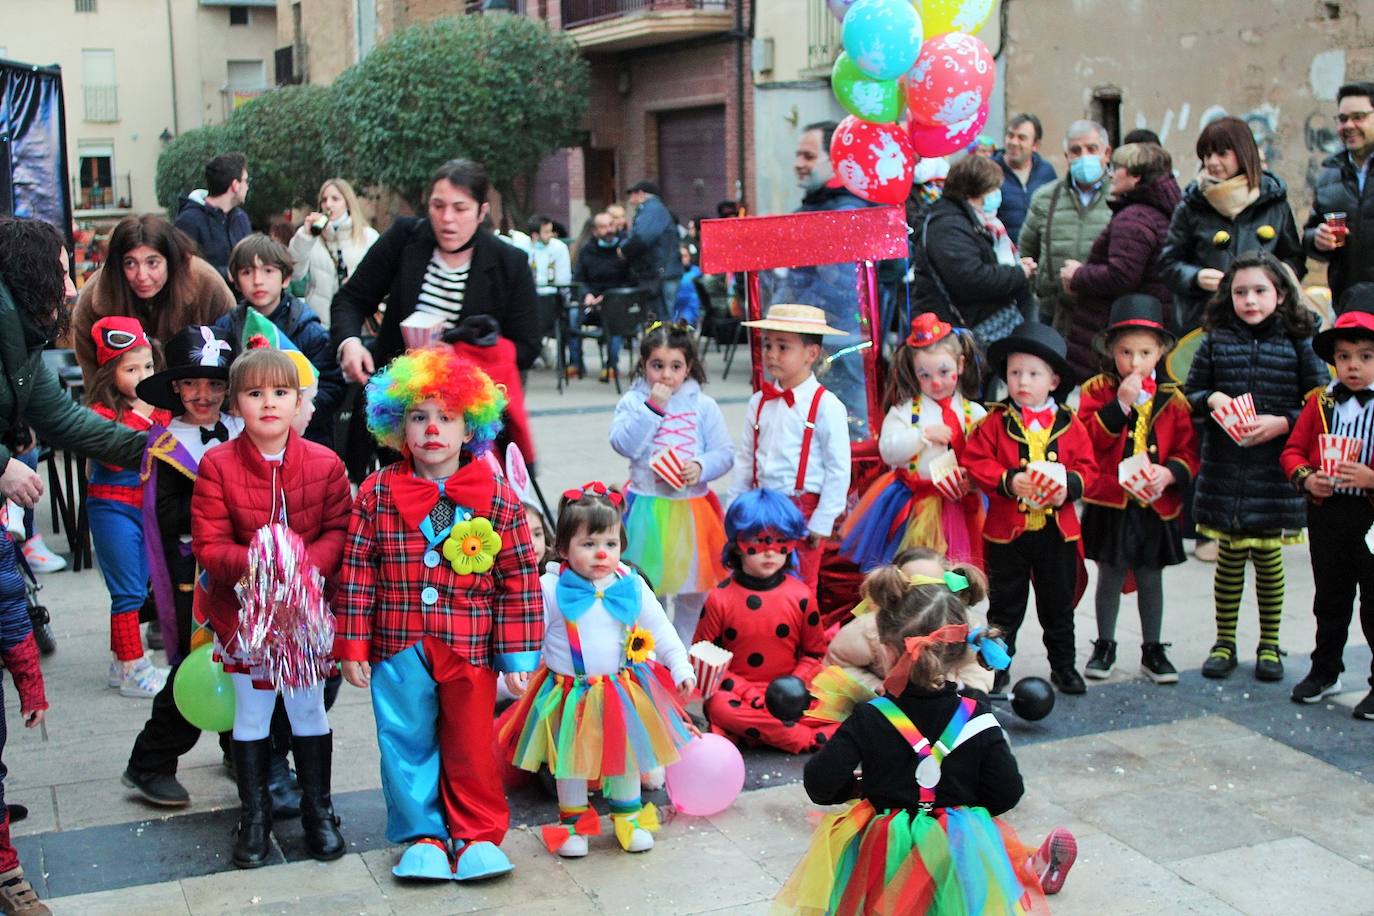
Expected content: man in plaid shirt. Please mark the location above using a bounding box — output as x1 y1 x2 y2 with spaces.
335 347 542 882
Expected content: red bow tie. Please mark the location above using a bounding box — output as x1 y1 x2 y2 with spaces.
761 382 795 407
1140 377 1157 396
1021 407 1055 429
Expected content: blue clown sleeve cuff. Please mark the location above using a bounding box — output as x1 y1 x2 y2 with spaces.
494 650 541 673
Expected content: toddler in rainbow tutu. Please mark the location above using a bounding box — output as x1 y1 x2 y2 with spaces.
500 483 696 858
776 568 1073 915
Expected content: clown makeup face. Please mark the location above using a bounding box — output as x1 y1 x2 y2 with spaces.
172 377 227 426
913 344 963 401
405 398 472 480
738 530 796 579
565 521 621 581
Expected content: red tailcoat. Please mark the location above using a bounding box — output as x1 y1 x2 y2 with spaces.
1280 388 1374 506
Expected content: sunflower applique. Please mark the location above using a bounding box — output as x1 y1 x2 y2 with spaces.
625 625 655 664
443 517 502 575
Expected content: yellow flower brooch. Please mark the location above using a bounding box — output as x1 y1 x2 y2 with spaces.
442 517 502 575
625 625 655 664
1212 230 1231 247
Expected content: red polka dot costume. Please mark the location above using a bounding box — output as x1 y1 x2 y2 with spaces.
693 572 838 753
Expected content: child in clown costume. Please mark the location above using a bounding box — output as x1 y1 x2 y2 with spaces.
500 484 695 859
335 347 543 881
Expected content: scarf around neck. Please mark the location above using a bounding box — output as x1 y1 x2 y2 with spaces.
1198 172 1260 220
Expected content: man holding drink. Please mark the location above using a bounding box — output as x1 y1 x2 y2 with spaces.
1307 81 1374 312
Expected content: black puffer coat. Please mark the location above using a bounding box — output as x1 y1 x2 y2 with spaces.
1159 172 1305 334
1302 151 1374 310
911 195 1029 328
1184 314 1329 534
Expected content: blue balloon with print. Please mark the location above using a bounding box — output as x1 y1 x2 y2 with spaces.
842 0 924 81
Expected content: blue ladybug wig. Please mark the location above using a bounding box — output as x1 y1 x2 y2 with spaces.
721 488 809 573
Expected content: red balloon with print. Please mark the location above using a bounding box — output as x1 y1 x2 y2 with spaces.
909 102 989 157
904 32 995 130
829 115 915 206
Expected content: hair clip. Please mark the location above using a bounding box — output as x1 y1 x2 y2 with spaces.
908 571 969 592
562 481 623 508
645 319 692 336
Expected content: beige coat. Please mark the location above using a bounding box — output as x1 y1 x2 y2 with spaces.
824 612 995 694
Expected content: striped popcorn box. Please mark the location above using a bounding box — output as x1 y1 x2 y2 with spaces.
400 311 447 349
651 447 688 490
929 451 963 501
689 641 733 699
1117 452 1157 503
1211 393 1256 445
1318 433 1363 478
1025 460 1066 509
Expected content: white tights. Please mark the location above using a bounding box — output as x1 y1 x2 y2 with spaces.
230 674 329 741
556 774 641 809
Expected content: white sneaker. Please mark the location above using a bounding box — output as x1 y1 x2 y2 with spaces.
556 834 589 858
22 535 66 573
107 659 124 688
119 657 169 698
624 828 654 853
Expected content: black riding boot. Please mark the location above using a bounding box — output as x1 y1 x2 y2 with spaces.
293 732 345 861
231 738 274 869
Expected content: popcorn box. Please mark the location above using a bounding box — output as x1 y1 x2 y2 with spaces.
689 641 733 699
650 447 688 490
1024 460 1066 509
1211 393 1256 445
400 311 447 349
1318 433 1363 478
929 451 963 501
1118 452 1158 503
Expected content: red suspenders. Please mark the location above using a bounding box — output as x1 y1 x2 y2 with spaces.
751 386 827 493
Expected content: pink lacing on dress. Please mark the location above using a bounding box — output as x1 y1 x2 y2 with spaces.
652 411 697 456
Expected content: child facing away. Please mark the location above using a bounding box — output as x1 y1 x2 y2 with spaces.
1077 295 1199 684
841 313 987 571
1281 284 1374 720
214 234 344 447
729 304 851 592
693 488 834 754
610 323 733 647
1184 252 1328 681
335 347 543 882
122 326 244 809
84 317 171 698
964 322 1097 695
825 546 995 695
775 570 1070 914
500 484 695 859
193 348 353 869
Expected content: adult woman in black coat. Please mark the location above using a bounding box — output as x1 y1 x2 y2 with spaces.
1159 117 1306 334
331 159 541 383
911 155 1035 330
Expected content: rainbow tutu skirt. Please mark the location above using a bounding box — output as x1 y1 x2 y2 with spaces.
623 491 727 595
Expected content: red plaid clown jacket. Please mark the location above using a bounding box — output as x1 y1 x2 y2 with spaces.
333 458 543 669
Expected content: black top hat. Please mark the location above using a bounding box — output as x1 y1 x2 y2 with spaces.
136 325 234 412
1092 293 1176 355
986 321 1076 402
1314 285 1374 363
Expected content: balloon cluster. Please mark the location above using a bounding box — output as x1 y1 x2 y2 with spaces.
235 524 336 690
828 0 998 205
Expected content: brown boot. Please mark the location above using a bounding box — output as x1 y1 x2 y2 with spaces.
0 868 50 916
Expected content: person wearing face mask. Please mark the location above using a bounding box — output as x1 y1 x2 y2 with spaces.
1016 121 1116 339
911 155 1035 344
570 212 635 381
288 178 379 330
1159 117 1305 335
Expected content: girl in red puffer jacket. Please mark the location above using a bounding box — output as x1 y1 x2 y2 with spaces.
192 348 353 870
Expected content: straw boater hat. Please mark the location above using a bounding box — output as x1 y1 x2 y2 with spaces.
740 303 845 336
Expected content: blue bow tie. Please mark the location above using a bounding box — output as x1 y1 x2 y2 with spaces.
556 569 641 626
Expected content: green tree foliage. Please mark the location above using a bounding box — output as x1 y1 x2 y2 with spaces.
154 123 229 217
222 84 338 227
329 14 589 212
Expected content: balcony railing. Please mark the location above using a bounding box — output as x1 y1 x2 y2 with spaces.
83 84 118 122
72 173 132 211
805 0 841 73
562 0 728 29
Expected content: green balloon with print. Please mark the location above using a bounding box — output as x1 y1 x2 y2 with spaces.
831 52 905 124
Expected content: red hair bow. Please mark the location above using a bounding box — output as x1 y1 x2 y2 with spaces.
882 623 970 697
562 481 623 508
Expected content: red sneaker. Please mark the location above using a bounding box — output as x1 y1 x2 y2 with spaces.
1031 827 1077 895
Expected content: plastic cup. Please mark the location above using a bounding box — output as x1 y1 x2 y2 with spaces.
1325 211 1348 248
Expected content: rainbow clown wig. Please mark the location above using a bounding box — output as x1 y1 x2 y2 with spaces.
721 487 809 573
365 346 507 454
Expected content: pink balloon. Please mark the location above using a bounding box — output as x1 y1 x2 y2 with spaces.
910 102 989 157
904 32 995 130
665 734 745 816
829 114 915 206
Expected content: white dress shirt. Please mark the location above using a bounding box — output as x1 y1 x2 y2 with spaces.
530 238 572 296
728 373 851 538
878 393 988 477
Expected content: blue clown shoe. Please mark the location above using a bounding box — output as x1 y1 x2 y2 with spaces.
453 841 513 881
392 839 453 880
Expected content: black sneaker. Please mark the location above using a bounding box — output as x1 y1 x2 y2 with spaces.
1255 643 1284 682
1140 642 1179 684
1290 672 1342 704
1050 667 1087 695
1353 691 1374 721
122 767 190 807
991 668 1011 696
1201 641 1237 679
1084 639 1116 679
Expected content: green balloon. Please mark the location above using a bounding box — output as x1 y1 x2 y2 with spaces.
831 52 904 124
173 644 236 733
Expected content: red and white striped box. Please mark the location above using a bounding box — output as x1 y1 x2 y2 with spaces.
689 641 733 699
400 311 447 349
1118 452 1158 503
651 447 688 490
929 451 963 501
1025 460 1066 509
1211 393 1256 445
1319 433 1363 478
